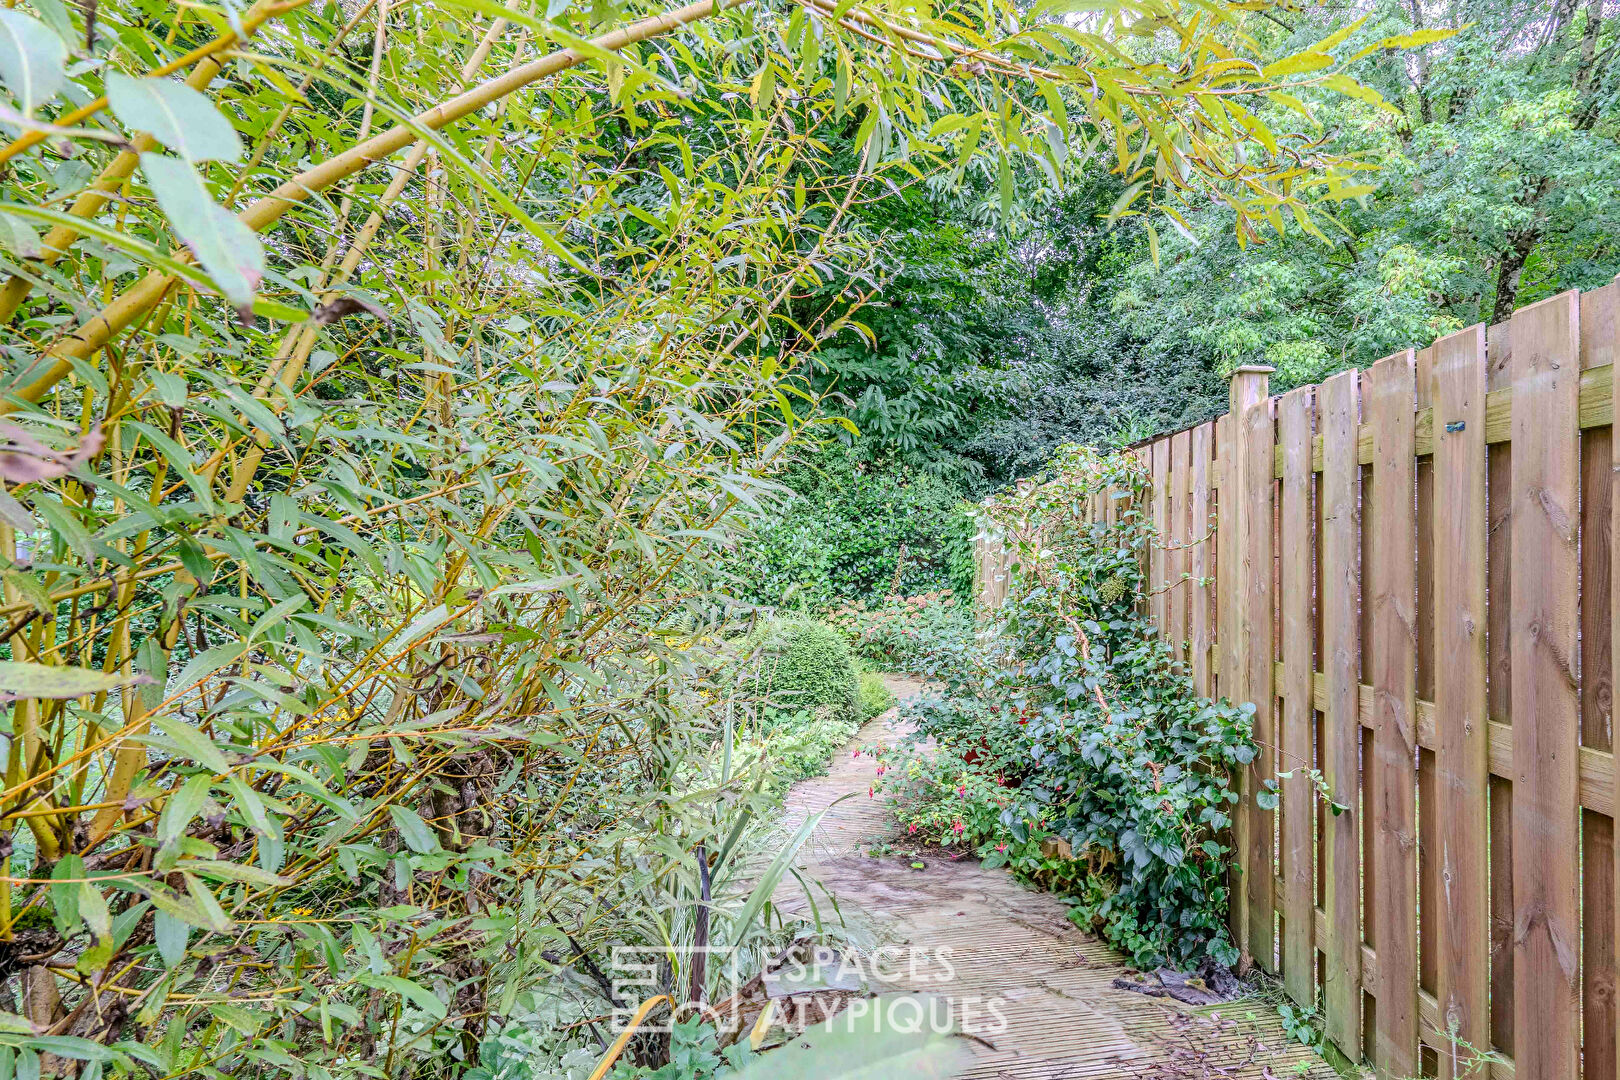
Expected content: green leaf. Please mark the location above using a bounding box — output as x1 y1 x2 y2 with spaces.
358 974 447 1020
0 661 149 700
0 210 40 258
1320 74 1401 114
159 717 233 773
185 860 292 887
181 873 234 933
106 73 243 162
138 153 264 307
169 642 249 705
154 910 189 968
156 775 214 851
49 854 85 934
0 9 66 115
1261 52 1333 79
387 805 440 854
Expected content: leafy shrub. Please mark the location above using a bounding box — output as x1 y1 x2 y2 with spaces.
752 708 861 789
829 592 975 672
752 620 861 724
880 447 1258 970
729 447 978 608
856 664 897 720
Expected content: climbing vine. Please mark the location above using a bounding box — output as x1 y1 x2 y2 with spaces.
885 447 1256 969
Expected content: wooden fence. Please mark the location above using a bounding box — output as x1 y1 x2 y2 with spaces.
975 283 1620 1079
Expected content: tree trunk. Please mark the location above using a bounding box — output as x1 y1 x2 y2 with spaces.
1573 0 1604 128
1406 0 1433 124
1491 228 1541 325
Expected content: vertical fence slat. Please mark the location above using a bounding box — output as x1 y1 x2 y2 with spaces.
1431 324 1490 1077
1170 429 1191 664
1278 385 1315 1005
1216 411 1247 952
1190 422 1214 697
1231 366 1276 972
1509 290 1582 1080
1580 283 1619 1080
1320 367 1364 1055
1598 280 1620 1080
1486 318 1515 1062
1367 350 1419 1078
1152 438 1170 637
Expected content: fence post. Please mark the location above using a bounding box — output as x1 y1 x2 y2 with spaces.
1226 364 1275 972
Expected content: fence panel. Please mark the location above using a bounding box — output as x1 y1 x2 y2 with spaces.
1367 350 1419 1077
972 283 1620 1075
1319 366 1365 1057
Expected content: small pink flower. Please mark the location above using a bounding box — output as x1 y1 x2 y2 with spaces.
908 823 918 834
852 750 860 758
956 785 966 798
868 786 874 798
996 843 1008 853
952 820 964 835
876 765 887 776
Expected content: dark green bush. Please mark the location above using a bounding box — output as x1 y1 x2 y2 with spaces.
729 446 977 608
753 620 860 724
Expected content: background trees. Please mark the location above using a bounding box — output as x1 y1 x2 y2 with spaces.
766 0 1618 517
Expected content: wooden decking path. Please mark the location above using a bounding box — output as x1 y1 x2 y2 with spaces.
773 675 1340 1079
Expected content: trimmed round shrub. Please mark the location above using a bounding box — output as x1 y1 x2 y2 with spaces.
856 667 897 720
754 620 859 724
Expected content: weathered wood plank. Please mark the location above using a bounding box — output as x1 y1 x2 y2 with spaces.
1508 291 1581 1080
1190 422 1214 697
1319 367 1363 1056
1152 437 1170 636
1277 386 1315 1006
1232 368 1276 972
1216 411 1244 949
1169 429 1191 665
1367 351 1419 1078
1430 324 1490 1077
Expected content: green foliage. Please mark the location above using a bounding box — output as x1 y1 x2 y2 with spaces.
0 0 1443 1068
753 619 861 725
855 664 895 721
608 1016 754 1079
881 448 1257 970
794 0 1619 483
829 593 973 673
730 448 976 608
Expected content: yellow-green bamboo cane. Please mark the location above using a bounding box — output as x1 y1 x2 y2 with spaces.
1 0 748 415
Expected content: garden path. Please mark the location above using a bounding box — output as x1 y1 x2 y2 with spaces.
772 675 1339 1080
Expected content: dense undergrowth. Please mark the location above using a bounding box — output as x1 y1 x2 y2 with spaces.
878 448 1256 970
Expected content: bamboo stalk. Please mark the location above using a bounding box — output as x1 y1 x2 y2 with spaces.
0 0 748 414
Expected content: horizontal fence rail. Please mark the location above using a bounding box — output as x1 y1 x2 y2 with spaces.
975 282 1620 1080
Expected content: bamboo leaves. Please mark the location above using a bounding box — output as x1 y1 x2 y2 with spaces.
0 660 148 700
0 10 66 117
138 154 264 309
107 73 244 163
